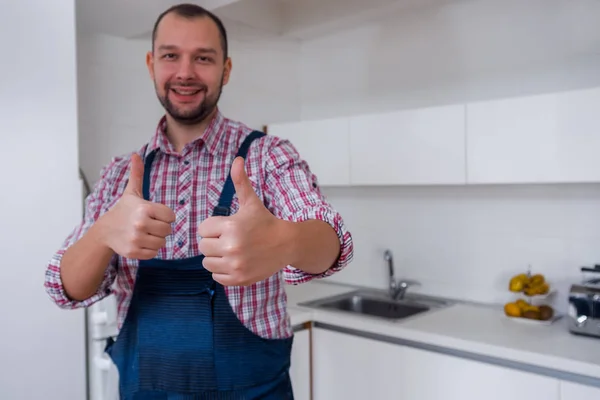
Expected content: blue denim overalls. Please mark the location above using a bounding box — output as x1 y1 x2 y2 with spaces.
105 131 295 399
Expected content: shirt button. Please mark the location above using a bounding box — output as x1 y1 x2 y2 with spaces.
179 199 185 205
177 240 184 247
183 160 190 165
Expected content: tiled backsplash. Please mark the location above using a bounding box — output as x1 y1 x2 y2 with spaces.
321 183 600 313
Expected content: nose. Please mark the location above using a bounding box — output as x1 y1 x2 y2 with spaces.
175 57 195 81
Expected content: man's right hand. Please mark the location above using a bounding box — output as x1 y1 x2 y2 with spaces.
99 153 176 260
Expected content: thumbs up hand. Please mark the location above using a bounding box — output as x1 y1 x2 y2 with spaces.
198 157 290 286
99 153 176 260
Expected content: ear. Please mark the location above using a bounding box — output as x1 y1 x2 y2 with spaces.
146 51 155 81
222 57 232 86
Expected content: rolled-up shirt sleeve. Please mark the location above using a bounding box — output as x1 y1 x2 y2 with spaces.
44 163 119 309
262 137 354 285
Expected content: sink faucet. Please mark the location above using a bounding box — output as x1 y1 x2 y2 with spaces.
384 249 419 300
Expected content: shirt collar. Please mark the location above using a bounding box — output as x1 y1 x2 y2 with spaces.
146 109 227 158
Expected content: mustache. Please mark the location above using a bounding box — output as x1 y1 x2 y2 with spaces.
166 81 208 91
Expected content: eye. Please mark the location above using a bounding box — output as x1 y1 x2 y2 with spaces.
162 53 176 60
197 56 213 63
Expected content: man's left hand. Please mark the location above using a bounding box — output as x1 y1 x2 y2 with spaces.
197 156 292 286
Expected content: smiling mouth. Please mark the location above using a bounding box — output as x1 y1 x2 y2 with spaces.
171 87 203 96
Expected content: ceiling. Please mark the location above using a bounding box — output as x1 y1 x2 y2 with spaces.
75 0 458 41
75 0 244 39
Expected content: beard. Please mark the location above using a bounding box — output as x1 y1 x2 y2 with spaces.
155 75 224 126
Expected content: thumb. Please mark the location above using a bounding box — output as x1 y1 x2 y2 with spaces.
124 153 144 197
231 156 259 208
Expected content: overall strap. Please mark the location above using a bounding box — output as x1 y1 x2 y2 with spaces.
142 148 158 202
213 130 266 216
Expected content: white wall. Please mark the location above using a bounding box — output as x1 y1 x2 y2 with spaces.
299 0 600 119
77 34 164 184
298 0 600 311
0 1 86 399
77 23 301 184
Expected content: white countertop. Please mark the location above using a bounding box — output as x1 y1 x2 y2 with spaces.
285 281 600 381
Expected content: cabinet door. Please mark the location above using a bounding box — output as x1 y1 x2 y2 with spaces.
467 87 600 184
290 328 311 400
312 327 401 399
312 327 560 400
560 380 600 398
348 104 467 185
267 118 350 186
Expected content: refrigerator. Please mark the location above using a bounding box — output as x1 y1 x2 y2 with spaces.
80 169 121 400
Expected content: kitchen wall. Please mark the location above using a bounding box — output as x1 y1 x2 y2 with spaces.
77 26 301 183
77 34 163 184
299 0 600 119
298 0 600 311
0 1 86 399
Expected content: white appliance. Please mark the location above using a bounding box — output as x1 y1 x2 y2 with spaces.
80 169 121 400
87 295 120 400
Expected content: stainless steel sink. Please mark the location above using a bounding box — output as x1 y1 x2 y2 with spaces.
298 289 451 321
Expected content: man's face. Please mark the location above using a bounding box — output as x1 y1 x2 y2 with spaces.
147 13 231 126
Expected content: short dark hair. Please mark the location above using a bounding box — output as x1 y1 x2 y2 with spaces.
151 3 228 60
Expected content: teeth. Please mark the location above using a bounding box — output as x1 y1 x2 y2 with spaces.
173 88 200 95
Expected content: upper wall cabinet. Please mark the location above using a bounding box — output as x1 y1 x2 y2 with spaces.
268 85 600 187
348 105 467 185
267 117 351 186
466 87 600 184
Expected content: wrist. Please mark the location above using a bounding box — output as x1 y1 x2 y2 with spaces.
273 218 340 275
275 219 301 268
92 213 114 251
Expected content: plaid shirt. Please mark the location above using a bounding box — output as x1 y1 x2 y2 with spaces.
44 110 353 339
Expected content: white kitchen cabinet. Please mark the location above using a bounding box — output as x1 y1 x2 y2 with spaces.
560 380 600 398
290 327 311 400
312 327 560 400
268 85 600 187
466 87 600 184
348 104 467 185
267 117 351 186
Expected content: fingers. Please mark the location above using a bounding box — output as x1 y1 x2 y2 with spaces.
143 218 173 238
148 203 177 224
132 204 174 237
129 249 161 261
197 238 224 257
230 156 260 208
202 256 249 287
202 257 253 287
211 273 237 286
124 154 144 197
197 216 227 238
123 233 167 260
202 256 227 275
134 233 166 251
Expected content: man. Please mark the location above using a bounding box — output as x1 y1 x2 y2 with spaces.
44 3 353 399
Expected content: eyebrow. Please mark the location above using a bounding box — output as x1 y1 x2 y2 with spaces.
157 45 217 54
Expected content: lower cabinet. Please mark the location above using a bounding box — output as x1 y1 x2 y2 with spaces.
311 327 561 400
290 327 311 400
